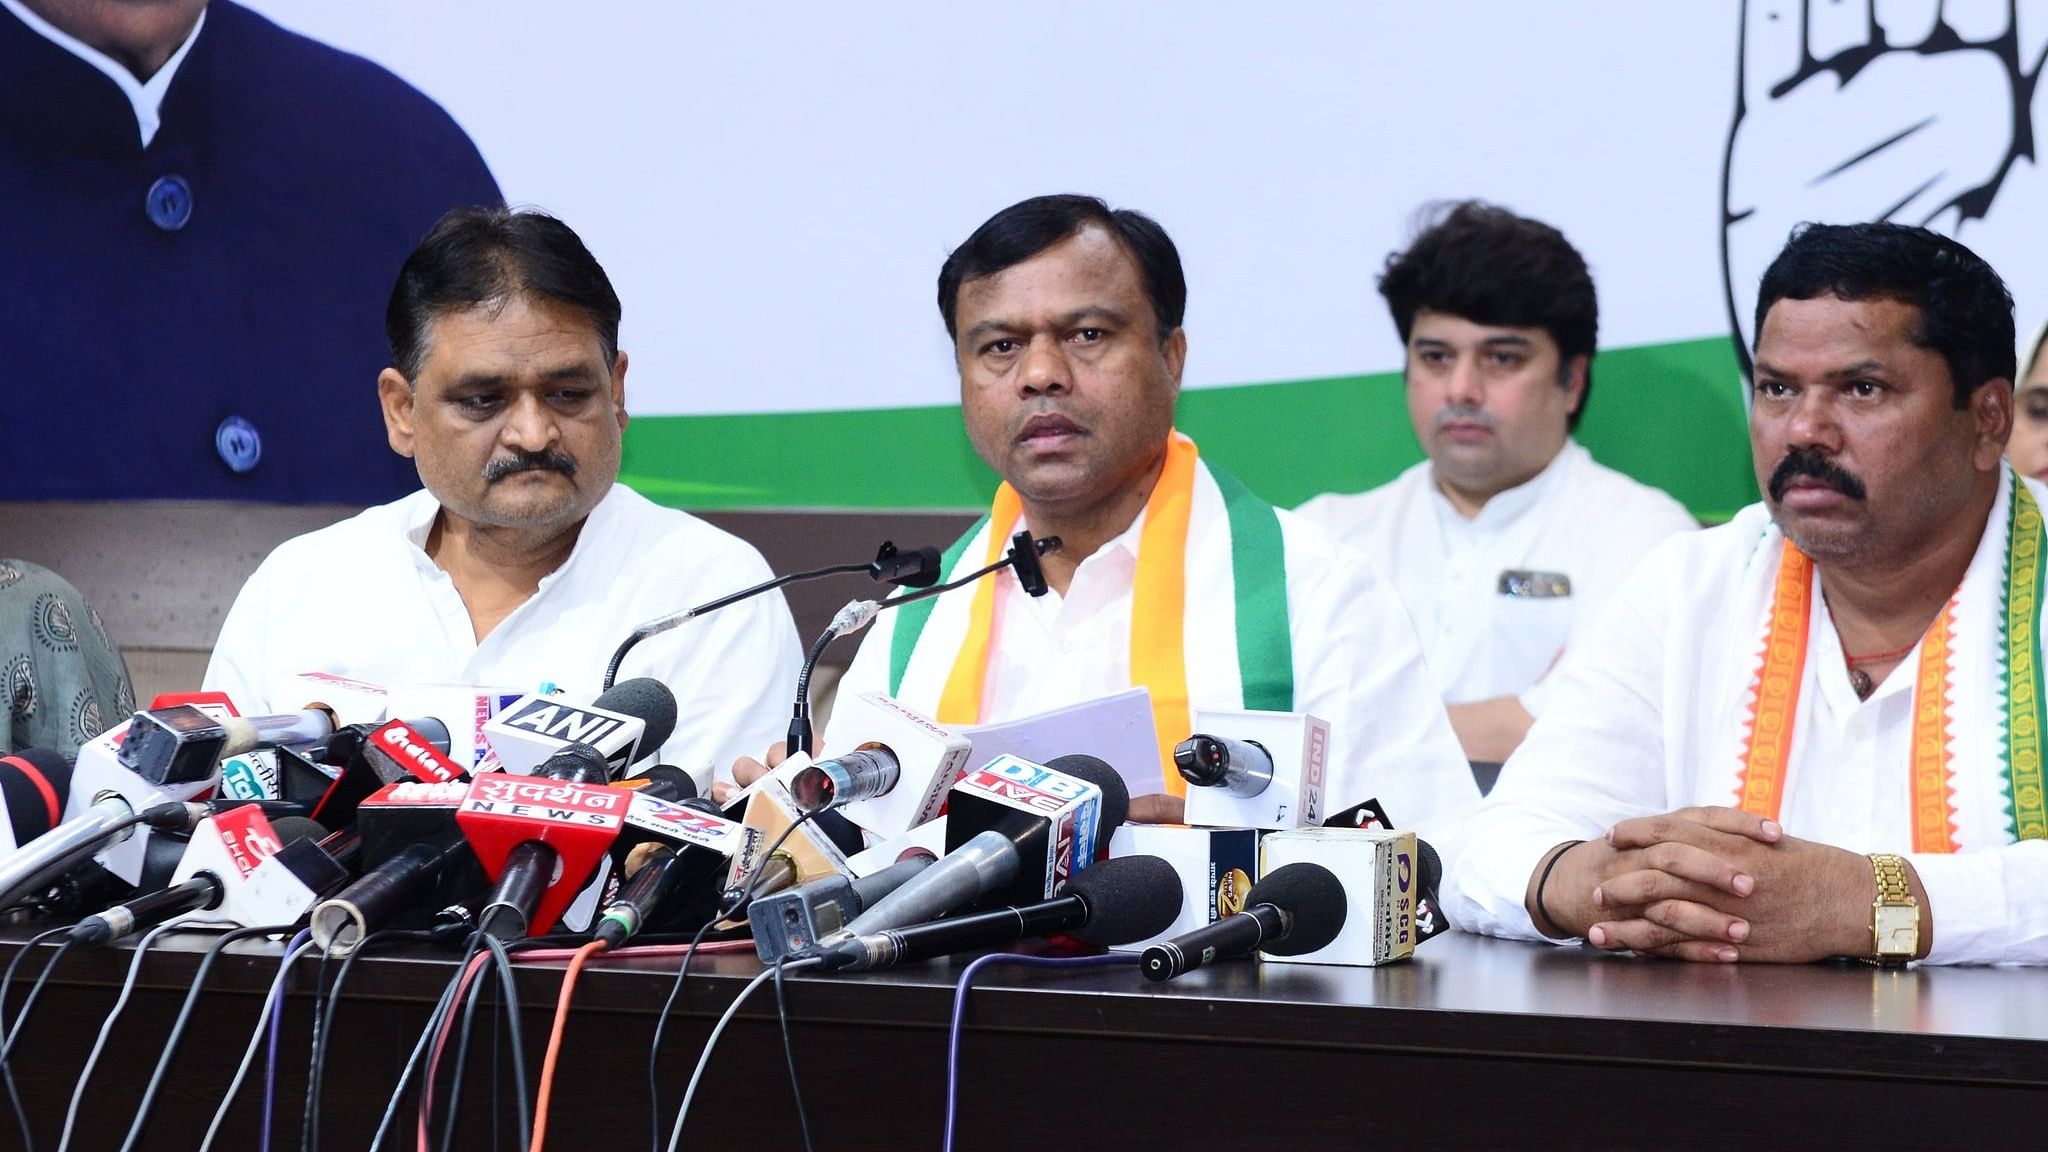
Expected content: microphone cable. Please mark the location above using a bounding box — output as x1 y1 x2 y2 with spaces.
528 938 607 1152
0 922 75 1152
416 932 528 1152
304 928 442 1152
646 917 720 1152
664 954 824 1152
941 952 1137 1152
198 932 316 1152
56 920 180 1152
116 922 298 1152
368 938 487 1152
771 955 815 1152
256 931 311 1152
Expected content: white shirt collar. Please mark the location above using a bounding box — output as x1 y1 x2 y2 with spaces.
397 484 619 594
1430 439 1582 533
0 0 206 148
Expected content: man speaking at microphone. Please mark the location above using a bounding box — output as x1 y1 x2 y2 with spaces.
204 208 802 779
742 194 1476 842
1445 223 2048 966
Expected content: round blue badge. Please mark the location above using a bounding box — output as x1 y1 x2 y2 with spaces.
146 175 193 231
215 416 262 473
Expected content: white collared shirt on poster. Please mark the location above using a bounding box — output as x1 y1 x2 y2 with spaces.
1296 441 1696 714
0 0 205 146
833 506 1482 854
1441 491 2048 965
203 484 805 791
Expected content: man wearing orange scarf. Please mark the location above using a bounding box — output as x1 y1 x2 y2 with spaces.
816 194 1477 844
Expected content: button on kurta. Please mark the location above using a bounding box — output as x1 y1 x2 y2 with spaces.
145 175 192 230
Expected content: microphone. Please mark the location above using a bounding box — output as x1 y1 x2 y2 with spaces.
592 796 738 946
784 532 1062 757
602 539 951 690
0 748 73 854
1140 862 1347 981
1176 709 1331 830
0 733 223 908
277 715 463 828
118 705 334 785
820 853 1180 972
830 753 1129 943
481 678 678 776
69 814 330 946
794 693 971 841
752 848 936 963
464 744 630 941
1174 735 1273 798
1319 799 1448 945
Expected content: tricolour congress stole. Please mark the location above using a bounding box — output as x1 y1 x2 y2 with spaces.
887 432 1293 795
1729 470 2048 850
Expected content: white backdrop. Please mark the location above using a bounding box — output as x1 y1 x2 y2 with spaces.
247 1 2048 416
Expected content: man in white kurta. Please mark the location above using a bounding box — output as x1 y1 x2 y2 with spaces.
206 482 801 784
1445 221 2043 965
205 207 802 787
835 434 1479 850
1298 202 1694 760
809 193 1478 850
1300 442 1693 717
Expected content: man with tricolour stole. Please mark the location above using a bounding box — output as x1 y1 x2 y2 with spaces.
810 194 1478 842
1444 222 2048 965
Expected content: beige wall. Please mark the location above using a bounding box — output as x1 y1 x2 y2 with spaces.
2 501 976 704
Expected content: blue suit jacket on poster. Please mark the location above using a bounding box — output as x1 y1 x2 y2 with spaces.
0 1 504 502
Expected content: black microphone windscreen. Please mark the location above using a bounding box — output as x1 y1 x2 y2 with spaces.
639 764 697 800
1247 862 1348 956
268 816 329 846
593 677 678 752
0 748 73 845
1416 838 1443 897
885 546 944 588
1043 753 1129 833
1061 854 1182 945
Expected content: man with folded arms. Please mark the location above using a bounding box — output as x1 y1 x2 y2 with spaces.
1444 222 2047 964
765 194 1477 837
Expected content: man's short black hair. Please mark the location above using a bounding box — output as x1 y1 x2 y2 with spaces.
386 207 622 380
1378 200 1599 431
1755 222 2016 407
937 194 1186 343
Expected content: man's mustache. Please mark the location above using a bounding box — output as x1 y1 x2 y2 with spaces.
1434 404 1494 431
1767 447 1865 502
484 450 578 481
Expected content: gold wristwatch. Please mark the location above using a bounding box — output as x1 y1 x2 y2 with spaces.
1869 853 1918 967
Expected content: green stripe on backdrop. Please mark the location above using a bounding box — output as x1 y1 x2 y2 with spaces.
619 334 1759 520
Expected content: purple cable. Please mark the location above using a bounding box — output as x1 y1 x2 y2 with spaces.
943 952 1135 1152
261 929 312 1152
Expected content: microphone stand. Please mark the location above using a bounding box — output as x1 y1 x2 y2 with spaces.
601 540 942 690
785 532 1060 758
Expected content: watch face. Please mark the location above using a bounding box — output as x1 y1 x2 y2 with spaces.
1875 904 1918 955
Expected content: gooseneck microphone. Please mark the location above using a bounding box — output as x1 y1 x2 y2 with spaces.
785 531 1063 756
822 853 1181 971
1141 862 1349 982
602 540 947 690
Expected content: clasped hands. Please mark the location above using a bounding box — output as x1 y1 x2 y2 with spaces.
1529 806 1887 963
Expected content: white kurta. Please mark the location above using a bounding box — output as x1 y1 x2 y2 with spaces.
203 484 804 789
1296 442 1696 713
1443 478 2048 964
833 480 1481 857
